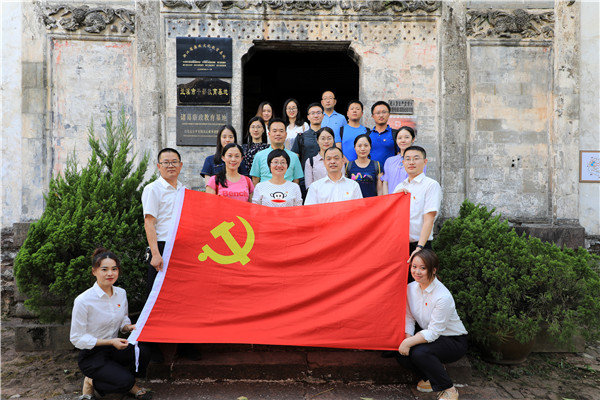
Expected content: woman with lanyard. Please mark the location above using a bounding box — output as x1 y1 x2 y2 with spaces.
396 249 468 400
345 134 383 197
242 116 269 173
201 125 249 185
206 143 254 202
381 126 425 195
252 149 302 207
304 127 335 189
70 248 152 400
282 98 309 150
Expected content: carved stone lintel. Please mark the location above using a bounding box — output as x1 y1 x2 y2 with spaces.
467 9 554 40
41 5 135 34
161 0 440 14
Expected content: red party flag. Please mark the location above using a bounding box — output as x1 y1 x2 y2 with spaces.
130 189 409 350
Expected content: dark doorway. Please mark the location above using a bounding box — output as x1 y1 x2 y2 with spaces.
242 42 359 135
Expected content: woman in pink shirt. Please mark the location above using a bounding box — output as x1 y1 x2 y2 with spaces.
206 143 254 202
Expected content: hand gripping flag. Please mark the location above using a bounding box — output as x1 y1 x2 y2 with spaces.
129 189 409 350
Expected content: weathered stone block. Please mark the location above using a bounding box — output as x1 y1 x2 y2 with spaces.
14 324 73 352
21 88 44 114
476 119 503 131
513 224 585 249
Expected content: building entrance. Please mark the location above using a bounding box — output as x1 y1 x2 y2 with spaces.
242 42 359 131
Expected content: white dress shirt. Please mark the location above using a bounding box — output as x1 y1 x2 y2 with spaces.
393 173 442 242
141 176 184 241
405 278 467 343
304 175 363 205
70 282 131 350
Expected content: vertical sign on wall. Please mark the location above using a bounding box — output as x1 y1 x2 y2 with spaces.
176 37 233 146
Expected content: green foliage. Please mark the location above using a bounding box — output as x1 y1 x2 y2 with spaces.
434 200 600 349
14 110 152 323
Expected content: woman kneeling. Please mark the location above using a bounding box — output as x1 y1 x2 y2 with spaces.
70 248 152 400
397 249 468 400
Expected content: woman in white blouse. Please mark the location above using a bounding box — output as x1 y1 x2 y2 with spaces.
397 249 468 400
252 149 302 207
70 248 152 400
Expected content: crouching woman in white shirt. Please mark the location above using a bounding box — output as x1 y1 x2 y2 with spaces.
397 249 468 400
70 248 152 400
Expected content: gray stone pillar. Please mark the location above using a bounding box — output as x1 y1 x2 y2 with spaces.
439 0 468 217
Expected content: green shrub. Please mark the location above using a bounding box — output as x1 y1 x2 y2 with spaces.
434 200 600 349
14 110 152 323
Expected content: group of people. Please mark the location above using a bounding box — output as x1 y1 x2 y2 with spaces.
69 91 467 400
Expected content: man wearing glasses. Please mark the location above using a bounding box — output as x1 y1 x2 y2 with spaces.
393 146 441 265
370 101 397 165
141 148 201 361
291 103 325 199
321 90 347 138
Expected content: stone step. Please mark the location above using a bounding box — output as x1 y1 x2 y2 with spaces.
147 345 472 385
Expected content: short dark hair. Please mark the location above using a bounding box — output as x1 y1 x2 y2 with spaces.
347 99 363 111
404 145 426 159
267 149 290 172
158 148 181 163
410 248 439 281
353 133 372 147
268 118 286 129
370 101 390 115
307 102 324 114
324 146 343 158
316 127 335 140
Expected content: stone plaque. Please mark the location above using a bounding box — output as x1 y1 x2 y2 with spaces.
176 37 232 77
389 99 414 115
177 77 231 105
176 106 231 146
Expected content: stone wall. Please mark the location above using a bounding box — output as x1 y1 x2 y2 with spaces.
1 0 599 245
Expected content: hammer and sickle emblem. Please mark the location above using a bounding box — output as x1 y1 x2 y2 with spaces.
198 216 255 265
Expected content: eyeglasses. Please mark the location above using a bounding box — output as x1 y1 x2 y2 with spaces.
322 96 335 101
403 157 423 162
159 161 180 167
309 111 323 116
286 107 298 111
270 161 288 166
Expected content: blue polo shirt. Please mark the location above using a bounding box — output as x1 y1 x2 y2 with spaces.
335 125 369 162
322 110 347 138
249 146 304 182
369 125 396 165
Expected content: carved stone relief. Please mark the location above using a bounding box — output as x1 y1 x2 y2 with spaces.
41 5 135 34
466 9 554 40
161 0 440 14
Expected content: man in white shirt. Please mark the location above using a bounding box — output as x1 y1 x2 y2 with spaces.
142 148 200 361
393 146 442 263
305 146 363 205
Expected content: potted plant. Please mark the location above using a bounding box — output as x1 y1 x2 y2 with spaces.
433 200 600 364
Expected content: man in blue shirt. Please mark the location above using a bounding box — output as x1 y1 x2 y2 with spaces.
250 119 304 184
321 90 347 138
369 101 397 165
335 100 369 163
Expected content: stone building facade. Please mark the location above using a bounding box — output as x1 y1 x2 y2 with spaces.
2 0 599 247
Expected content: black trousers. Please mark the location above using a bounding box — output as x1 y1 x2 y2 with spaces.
78 343 151 396
407 241 432 283
395 335 468 392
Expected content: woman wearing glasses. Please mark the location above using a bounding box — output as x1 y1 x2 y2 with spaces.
282 98 309 151
242 117 269 173
252 149 302 207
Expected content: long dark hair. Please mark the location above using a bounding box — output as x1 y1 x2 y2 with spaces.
214 125 238 164
256 101 275 122
282 98 305 128
245 116 267 144
216 143 244 189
